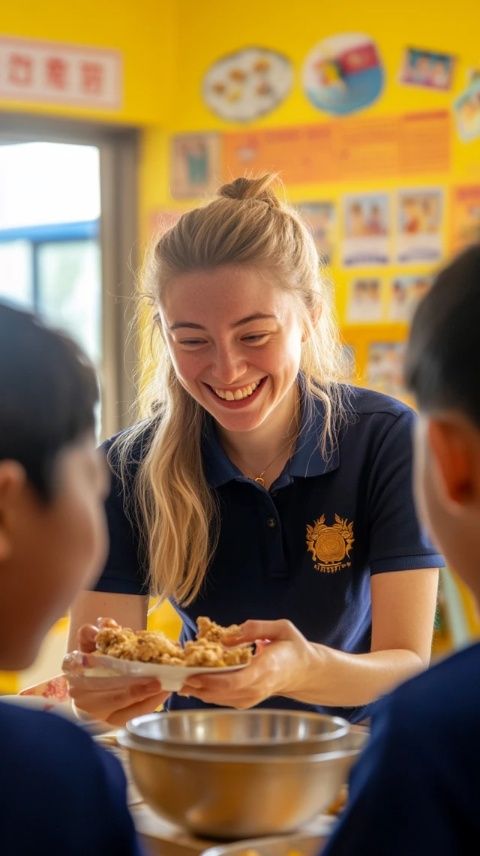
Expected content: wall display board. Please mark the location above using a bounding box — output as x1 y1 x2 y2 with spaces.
220 111 451 185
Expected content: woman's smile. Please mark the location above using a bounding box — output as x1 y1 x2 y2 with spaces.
205 376 267 407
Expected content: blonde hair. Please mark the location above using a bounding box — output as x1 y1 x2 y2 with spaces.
112 174 350 605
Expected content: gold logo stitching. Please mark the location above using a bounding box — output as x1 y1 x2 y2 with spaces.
306 514 354 573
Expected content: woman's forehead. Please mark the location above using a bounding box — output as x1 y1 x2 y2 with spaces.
161 266 294 322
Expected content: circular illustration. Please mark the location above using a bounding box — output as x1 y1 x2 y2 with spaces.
303 33 384 116
203 46 293 122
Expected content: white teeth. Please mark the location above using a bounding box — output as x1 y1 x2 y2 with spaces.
214 380 260 401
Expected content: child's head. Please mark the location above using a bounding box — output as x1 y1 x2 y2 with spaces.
0 302 108 669
405 245 480 599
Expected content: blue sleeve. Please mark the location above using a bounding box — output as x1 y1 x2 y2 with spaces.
321 694 465 856
92 438 148 595
91 743 146 856
0 707 146 855
366 409 443 572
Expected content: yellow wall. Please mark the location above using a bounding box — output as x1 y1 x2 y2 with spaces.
0 0 177 124
142 0 480 381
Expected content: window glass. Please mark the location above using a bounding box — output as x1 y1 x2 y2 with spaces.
0 241 32 307
0 143 100 229
37 240 102 363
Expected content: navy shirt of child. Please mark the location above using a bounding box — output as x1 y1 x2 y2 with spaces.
321 641 480 855
95 385 443 723
0 701 144 855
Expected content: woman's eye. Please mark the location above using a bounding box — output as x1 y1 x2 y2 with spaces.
242 333 270 344
178 339 208 348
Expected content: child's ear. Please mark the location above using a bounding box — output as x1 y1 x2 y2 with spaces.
0 461 27 560
428 418 478 508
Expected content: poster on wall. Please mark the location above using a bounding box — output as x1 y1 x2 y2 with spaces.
388 274 432 322
451 186 480 252
171 133 221 198
399 47 455 91
295 201 336 264
0 36 122 108
346 277 383 323
454 78 480 141
366 342 406 398
342 192 390 266
203 47 292 122
303 33 384 116
396 188 443 263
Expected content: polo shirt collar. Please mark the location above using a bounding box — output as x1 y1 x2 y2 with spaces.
201 383 340 489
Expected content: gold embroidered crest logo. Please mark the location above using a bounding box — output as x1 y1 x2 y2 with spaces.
306 514 354 573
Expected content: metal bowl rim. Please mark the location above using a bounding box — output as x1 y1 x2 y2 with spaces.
126 708 350 746
117 727 365 764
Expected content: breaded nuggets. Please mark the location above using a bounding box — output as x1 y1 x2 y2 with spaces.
95 616 251 668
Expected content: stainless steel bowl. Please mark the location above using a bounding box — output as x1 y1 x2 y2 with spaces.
117 727 367 839
125 709 350 755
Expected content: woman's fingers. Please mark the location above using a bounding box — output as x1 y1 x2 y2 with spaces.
75 624 99 653
67 674 168 725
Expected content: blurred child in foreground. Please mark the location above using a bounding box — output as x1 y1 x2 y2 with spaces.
0 302 144 855
322 246 480 854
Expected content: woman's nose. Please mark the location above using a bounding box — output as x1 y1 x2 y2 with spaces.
212 346 247 385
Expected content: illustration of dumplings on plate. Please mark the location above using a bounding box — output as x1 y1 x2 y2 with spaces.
203 47 293 122
303 33 384 116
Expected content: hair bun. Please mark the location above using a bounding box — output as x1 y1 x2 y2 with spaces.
218 174 282 209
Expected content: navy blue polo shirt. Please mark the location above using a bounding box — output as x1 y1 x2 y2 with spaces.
96 385 443 723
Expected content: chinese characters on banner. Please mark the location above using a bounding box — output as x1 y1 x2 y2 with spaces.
0 37 122 108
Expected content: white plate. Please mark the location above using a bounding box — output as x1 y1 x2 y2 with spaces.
82 653 250 692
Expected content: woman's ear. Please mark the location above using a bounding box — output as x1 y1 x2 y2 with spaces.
0 461 27 561
428 418 479 508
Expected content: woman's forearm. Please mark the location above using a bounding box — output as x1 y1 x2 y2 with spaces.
286 644 426 707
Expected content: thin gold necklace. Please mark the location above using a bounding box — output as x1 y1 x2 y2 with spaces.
248 433 297 486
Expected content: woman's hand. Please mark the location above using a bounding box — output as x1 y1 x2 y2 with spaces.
180 619 318 708
62 617 170 726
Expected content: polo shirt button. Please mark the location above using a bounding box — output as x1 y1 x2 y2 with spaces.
266 517 277 528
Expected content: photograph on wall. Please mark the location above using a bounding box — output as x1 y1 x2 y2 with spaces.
171 133 221 198
454 78 480 141
451 185 480 253
366 342 406 398
303 33 384 116
296 201 335 264
399 47 454 91
346 277 383 323
342 193 390 266
396 188 443 263
203 47 292 122
388 274 432 322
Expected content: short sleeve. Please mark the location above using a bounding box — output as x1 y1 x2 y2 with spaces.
92 438 149 595
366 409 444 573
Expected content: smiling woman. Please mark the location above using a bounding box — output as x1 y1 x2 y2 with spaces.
65 173 442 728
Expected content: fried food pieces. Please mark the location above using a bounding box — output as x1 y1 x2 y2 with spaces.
95 616 251 668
